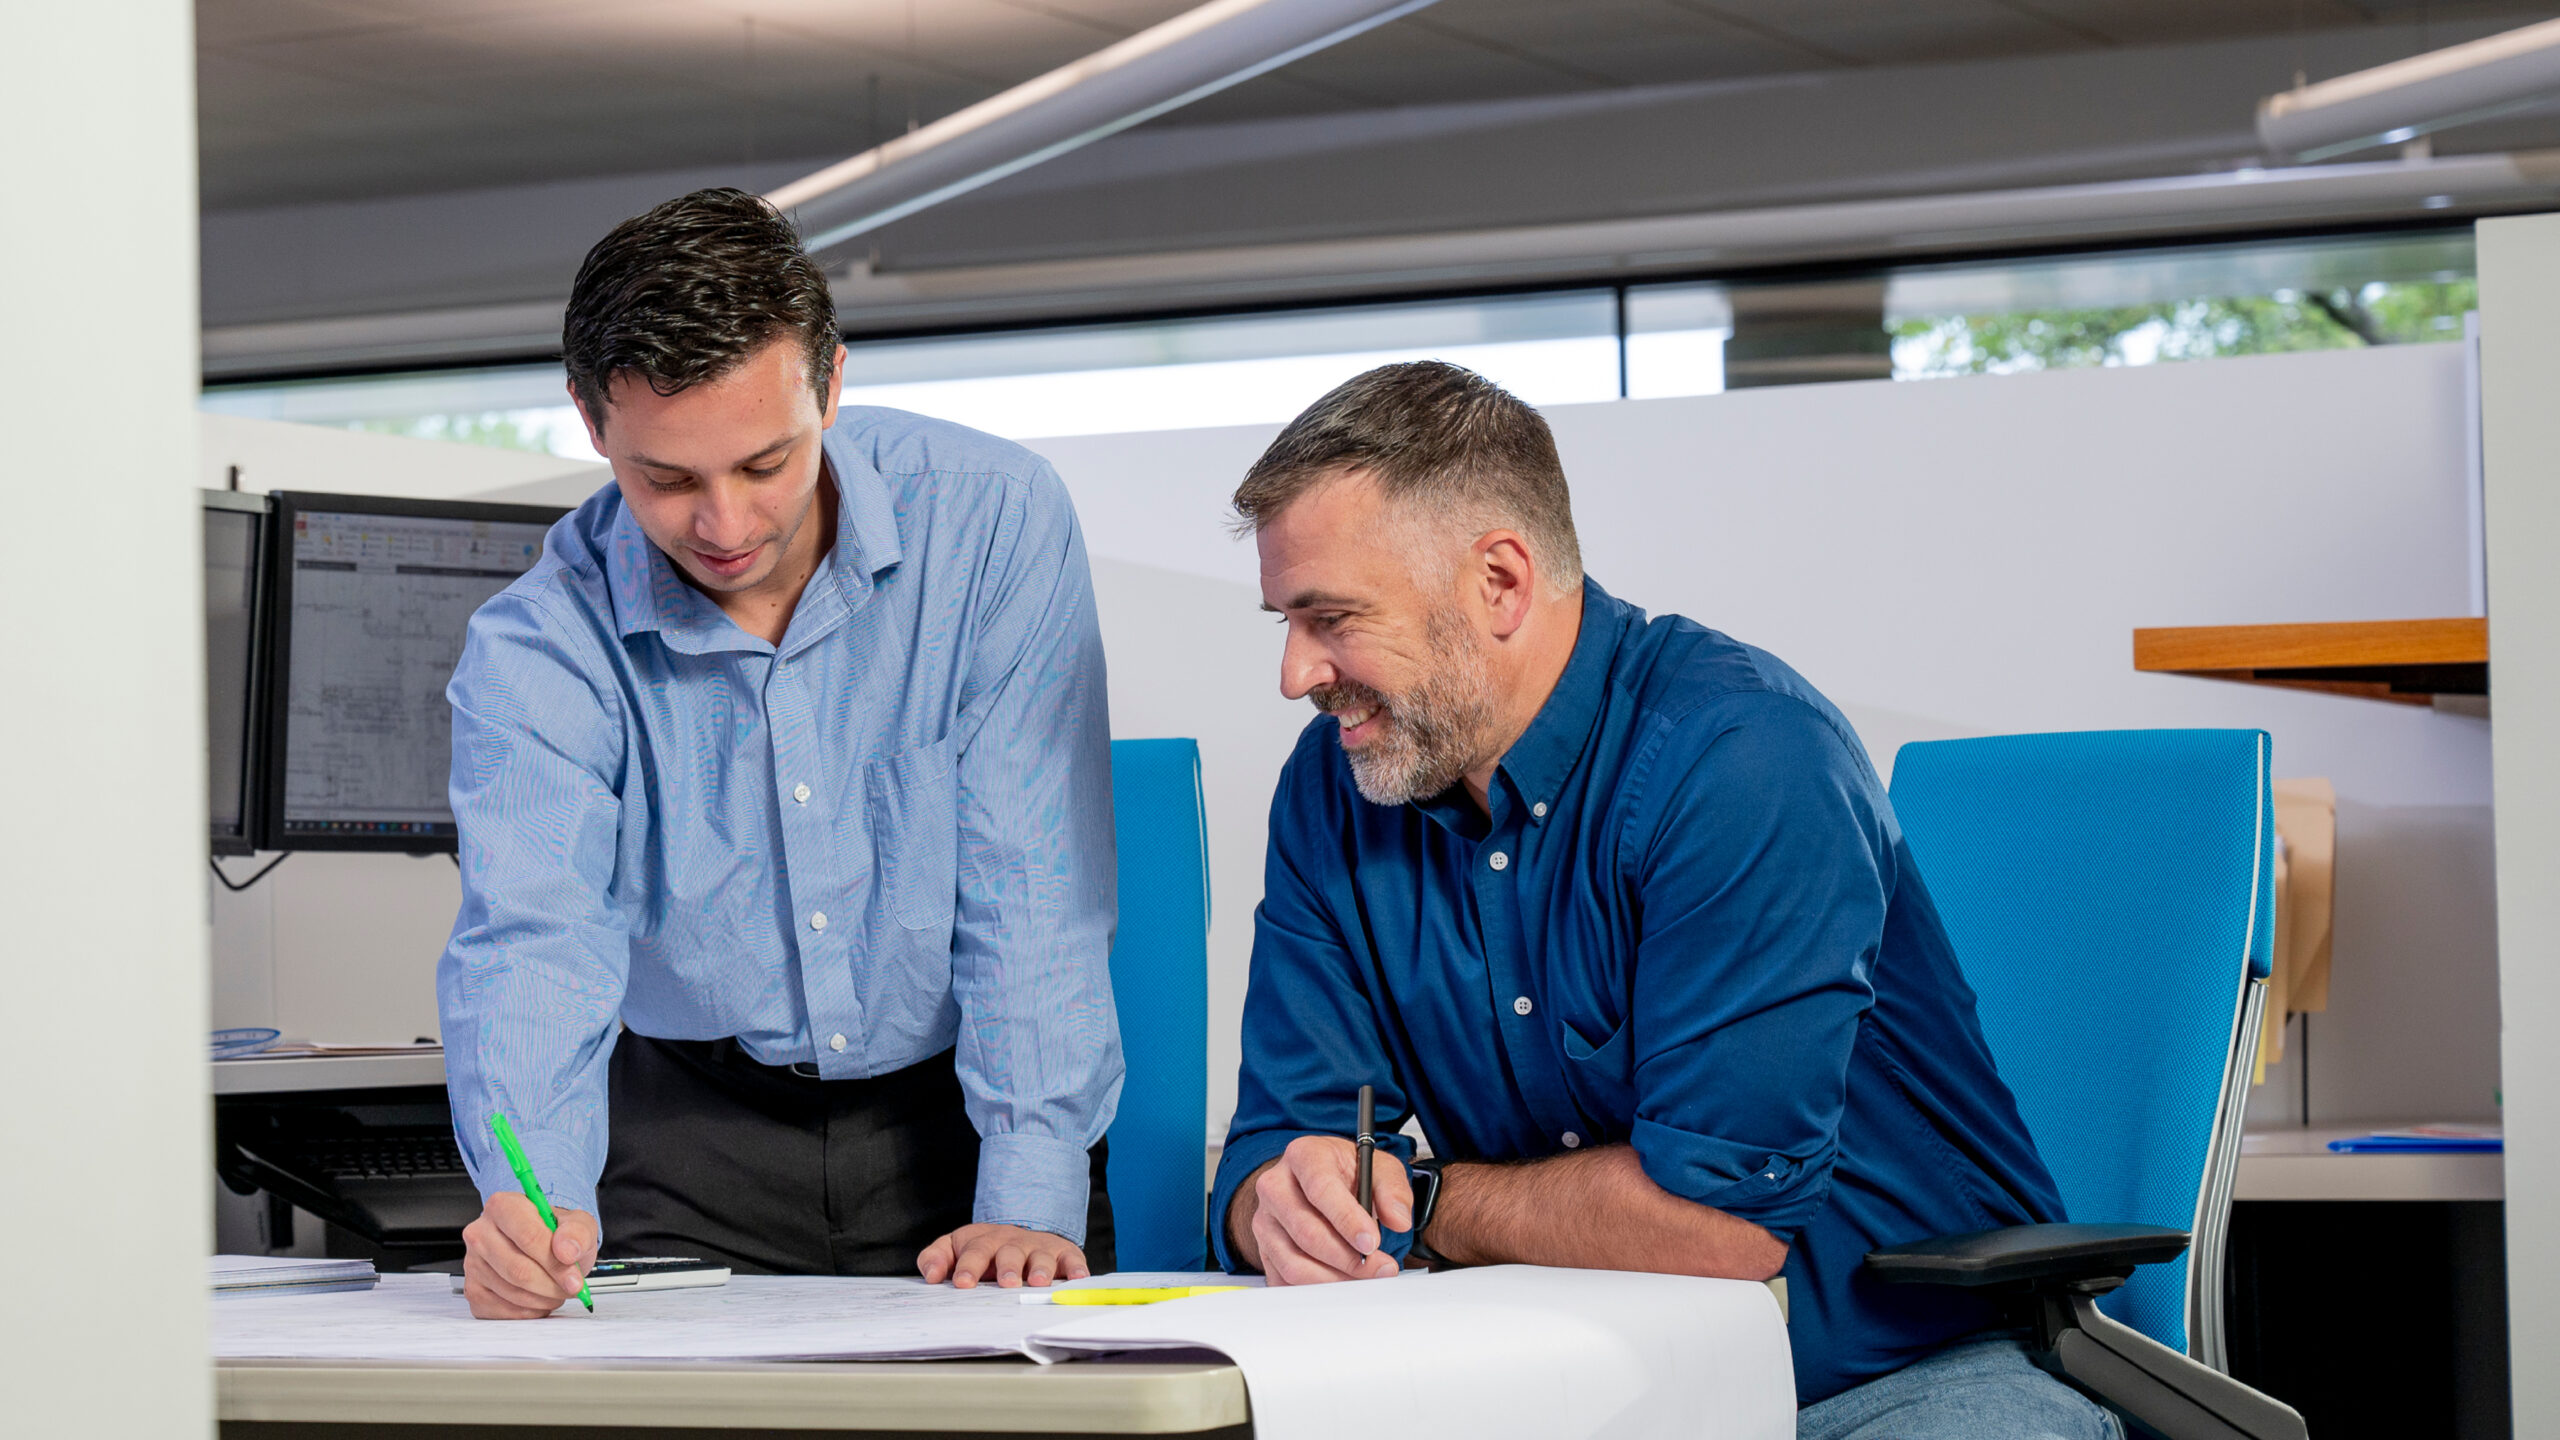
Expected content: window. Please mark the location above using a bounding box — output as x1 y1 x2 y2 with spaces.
1885 231 2476 379
201 291 1622 457
200 229 2479 454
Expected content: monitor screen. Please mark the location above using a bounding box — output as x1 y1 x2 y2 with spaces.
204 491 269 855
264 492 565 852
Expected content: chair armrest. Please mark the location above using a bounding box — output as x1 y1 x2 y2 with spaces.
1864 1222 2190 1289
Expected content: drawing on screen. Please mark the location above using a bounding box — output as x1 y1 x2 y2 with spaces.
284 511 549 832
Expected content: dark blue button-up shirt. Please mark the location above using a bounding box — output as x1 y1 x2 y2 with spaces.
1212 578 2065 1405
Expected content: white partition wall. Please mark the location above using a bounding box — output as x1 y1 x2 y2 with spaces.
1034 341 2498 1152
2480 212 2560 1437
0 2 211 1434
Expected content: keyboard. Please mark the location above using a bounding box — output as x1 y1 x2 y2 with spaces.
288 1132 470 1180
215 1087 483 1248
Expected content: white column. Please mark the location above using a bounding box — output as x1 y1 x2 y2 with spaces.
2481 211 2560 1434
0 2 210 1435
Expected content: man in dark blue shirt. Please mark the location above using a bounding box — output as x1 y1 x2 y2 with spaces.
1212 362 2117 1437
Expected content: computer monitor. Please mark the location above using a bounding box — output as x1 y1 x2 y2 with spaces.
204 490 271 856
261 491 568 853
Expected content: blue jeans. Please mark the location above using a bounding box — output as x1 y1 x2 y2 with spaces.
1797 1333 2123 1440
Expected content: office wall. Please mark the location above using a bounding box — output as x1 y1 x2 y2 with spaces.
224 344 2498 1159
1033 341 2498 1143
2479 212 2560 1438
0 2 211 1434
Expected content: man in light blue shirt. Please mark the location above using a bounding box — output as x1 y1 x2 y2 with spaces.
438 189 1121 1319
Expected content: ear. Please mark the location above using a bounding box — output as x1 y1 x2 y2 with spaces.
1474 530 1539 640
819 343 848 430
568 379 608 454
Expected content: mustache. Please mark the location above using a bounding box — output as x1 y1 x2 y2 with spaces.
1310 680 1386 717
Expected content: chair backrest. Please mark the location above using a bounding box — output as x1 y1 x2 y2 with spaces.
1104 738 1212 1272
1889 730 2271 1359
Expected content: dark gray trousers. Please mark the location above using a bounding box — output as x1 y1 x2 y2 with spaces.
597 1034 1113 1276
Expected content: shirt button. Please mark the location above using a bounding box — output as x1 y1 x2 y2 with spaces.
829 1033 847 1052
809 911 829 931
1489 851 1510 871
793 783 811 804
1512 996 1533 1016
1562 1131 1581 1149
1532 802 1548 819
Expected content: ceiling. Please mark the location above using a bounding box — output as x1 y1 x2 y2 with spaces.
199 0 2560 210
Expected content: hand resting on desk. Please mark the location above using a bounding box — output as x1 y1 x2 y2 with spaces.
1229 1135 1413 1285
918 1223 1090 1289
461 1192 598 1319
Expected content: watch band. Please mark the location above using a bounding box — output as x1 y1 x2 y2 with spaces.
1406 1157 1449 1267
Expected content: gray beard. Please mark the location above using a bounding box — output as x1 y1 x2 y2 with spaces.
1313 607 1497 807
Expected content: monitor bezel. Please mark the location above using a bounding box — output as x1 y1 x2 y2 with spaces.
259 490 569 855
204 489 272 857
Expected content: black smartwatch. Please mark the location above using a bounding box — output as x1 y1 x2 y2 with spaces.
1406 1157 1449 1267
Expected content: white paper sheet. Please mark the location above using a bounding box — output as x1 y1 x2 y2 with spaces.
213 1266 1796 1439
212 1274 1058 1362
1028 1266 1795 1440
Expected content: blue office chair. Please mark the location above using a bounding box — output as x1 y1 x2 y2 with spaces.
1869 730 2305 1440
1103 738 1212 1272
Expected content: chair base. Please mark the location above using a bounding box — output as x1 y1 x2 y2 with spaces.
2033 1285 2307 1440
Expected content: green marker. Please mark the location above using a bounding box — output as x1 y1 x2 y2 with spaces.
487 1111 594 1312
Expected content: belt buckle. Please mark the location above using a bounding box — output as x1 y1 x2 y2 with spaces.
790 1061 823 1079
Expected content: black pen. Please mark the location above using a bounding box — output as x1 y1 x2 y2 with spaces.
1354 1083 1377 1222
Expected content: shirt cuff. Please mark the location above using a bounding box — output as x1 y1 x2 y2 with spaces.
1632 1117 1831 1242
471 1126 600 1227
973 1131 1093 1246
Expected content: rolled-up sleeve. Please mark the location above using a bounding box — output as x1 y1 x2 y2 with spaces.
438 592 631 1220
1624 693 1889 1242
948 468 1124 1243
1212 738 1418 1272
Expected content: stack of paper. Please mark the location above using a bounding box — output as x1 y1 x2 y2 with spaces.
212 1255 379 1298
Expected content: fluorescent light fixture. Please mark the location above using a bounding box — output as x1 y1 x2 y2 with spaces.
2260 17 2560 160
768 0 1438 254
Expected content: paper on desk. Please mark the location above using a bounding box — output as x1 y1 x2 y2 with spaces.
212 1274 1059 1362
1028 1265 1795 1440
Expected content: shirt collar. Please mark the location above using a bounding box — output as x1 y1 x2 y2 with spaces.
1410 576 1629 834
601 428 905 656
1494 577 1627 821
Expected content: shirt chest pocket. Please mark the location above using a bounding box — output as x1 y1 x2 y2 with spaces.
1560 1014 1638 1131
868 737 958 934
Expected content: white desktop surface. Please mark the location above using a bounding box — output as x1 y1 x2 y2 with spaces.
212 1050 446 1095
215 1357 1248 1433
2238 1125 2503 1202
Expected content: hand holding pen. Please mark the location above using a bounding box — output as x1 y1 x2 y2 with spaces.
1233 1081 1411 1286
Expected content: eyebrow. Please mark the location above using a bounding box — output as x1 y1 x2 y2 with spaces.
1261 590 1362 614
628 434 797 475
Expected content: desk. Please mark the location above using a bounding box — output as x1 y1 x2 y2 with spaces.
2227 1126 2508 1436
214 1052 448 1096
218 1358 1250 1438
2236 1125 2503 1202
2131 617 2488 708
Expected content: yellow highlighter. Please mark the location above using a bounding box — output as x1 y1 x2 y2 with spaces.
1044 1285 1247 1306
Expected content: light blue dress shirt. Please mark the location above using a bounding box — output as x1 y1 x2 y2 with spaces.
437 407 1123 1244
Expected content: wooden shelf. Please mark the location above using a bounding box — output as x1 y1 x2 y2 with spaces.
2133 618 2487 706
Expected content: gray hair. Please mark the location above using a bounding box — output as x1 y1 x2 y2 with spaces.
1232 361 1583 591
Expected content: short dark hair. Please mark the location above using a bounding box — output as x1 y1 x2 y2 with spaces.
562 187 837 430
1233 361 1582 588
